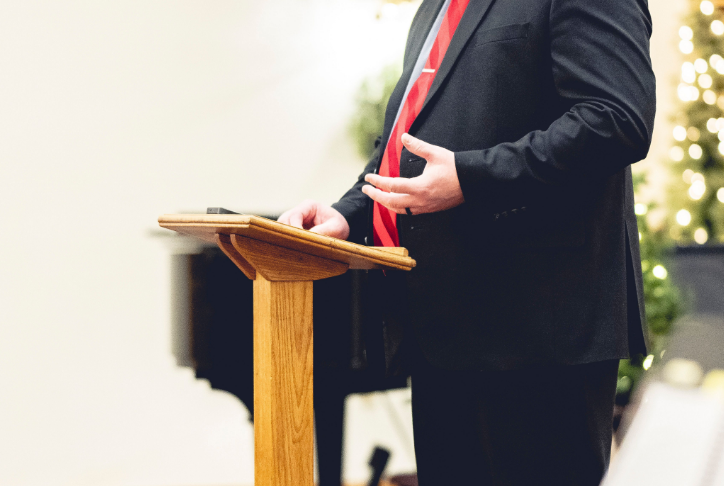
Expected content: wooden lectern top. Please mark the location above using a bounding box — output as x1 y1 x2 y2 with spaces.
158 213 416 273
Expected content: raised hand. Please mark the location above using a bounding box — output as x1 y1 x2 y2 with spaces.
361 133 464 215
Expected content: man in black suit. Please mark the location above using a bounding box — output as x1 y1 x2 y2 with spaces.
280 0 655 483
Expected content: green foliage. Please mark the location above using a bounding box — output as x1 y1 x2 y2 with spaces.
349 64 402 160
617 181 683 402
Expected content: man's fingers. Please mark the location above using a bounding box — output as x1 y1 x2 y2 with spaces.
365 174 416 194
278 211 292 224
401 133 437 160
278 200 316 229
362 184 415 212
289 211 305 229
309 219 342 238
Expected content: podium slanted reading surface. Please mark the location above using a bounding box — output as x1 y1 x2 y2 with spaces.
158 214 415 486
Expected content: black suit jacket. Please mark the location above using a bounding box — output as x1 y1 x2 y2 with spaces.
332 0 655 370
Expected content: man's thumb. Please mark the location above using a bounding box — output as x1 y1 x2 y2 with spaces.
401 133 434 159
310 219 341 238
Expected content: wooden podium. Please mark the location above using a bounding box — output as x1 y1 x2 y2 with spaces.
158 214 416 486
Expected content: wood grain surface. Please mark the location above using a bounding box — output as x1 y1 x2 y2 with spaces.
214 233 256 280
158 214 415 272
231 234 348 282
254 275 314 486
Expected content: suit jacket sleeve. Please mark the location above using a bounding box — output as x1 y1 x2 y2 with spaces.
331 136 381 243
454 0 656 210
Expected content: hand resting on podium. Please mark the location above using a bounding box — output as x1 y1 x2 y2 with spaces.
278 200 350 240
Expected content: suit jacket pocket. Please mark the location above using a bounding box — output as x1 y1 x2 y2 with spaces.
473 22 530 47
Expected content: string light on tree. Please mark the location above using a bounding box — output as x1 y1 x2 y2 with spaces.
713 19 724 34
681 39 695 54
677 209 692 226
671 146 686 161
682 61 697 82
653 265 668 280
695 227 709 243
689 179 706 199
683 169 695 183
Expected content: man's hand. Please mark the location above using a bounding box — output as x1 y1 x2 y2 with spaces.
362 133 464 215
278 200 350 240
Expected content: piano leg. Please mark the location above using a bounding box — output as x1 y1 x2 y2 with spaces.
315 367 347 486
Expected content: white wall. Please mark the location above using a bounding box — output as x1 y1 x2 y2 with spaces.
0 1 419 485
0 0 684 485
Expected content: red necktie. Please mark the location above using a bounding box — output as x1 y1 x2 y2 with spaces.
373 0 471 247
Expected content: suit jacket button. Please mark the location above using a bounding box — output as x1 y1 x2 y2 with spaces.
364 236 369 245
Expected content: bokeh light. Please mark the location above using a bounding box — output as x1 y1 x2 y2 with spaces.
653 265 668 280
689 180 706 199
712 20 724 35
694 228 709 244
677 209 692 226
702 0 715 15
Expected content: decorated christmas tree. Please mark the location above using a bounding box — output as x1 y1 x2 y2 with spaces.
668 0 724 244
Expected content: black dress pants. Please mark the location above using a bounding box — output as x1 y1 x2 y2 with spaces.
409 353 619 486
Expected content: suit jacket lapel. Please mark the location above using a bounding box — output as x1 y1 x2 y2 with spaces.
412 0 498 129
380 0 446 152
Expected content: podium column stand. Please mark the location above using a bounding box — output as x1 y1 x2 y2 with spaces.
253 275 314 486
